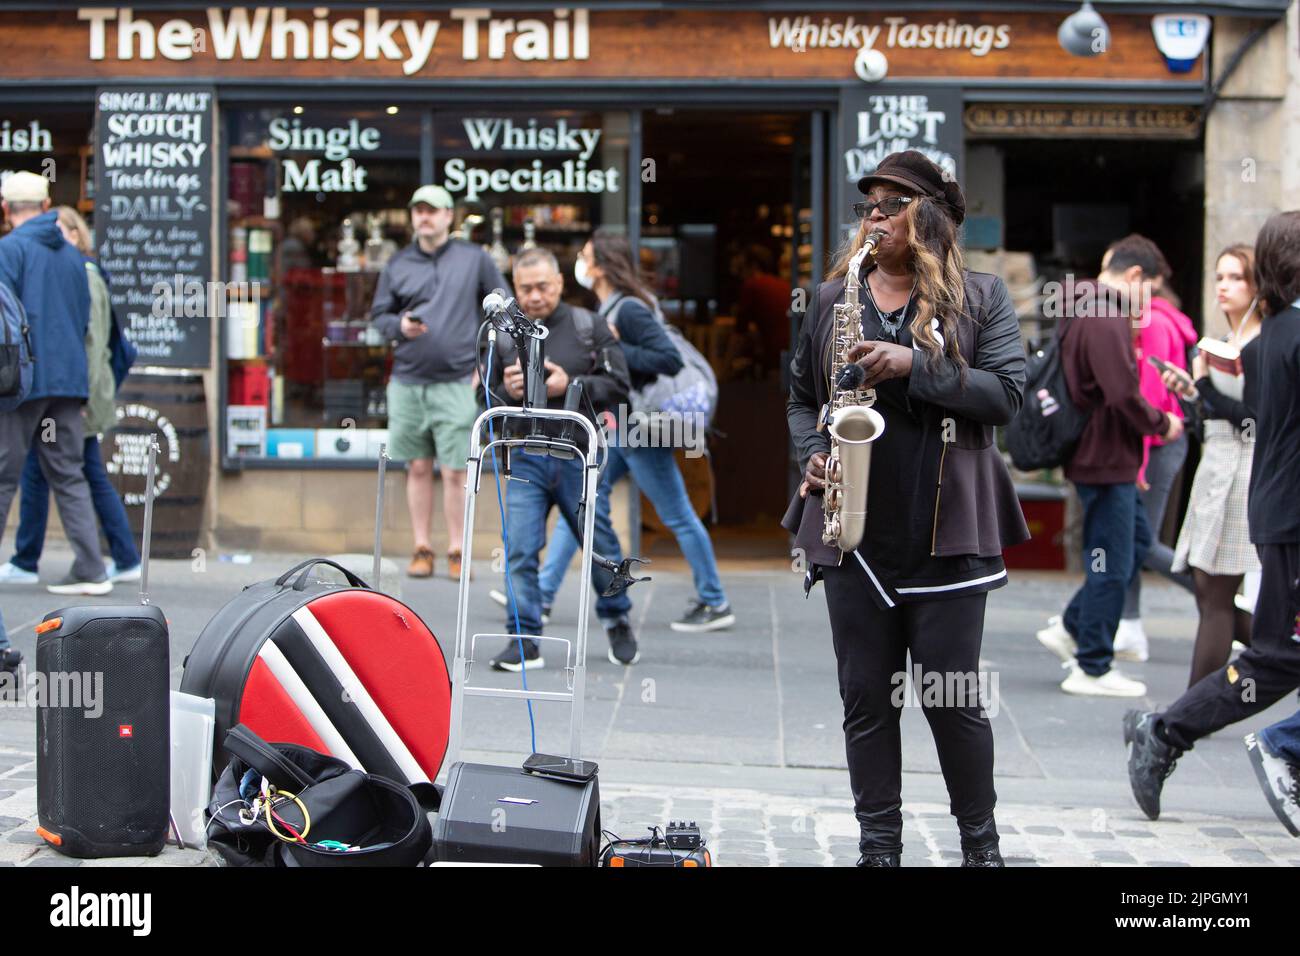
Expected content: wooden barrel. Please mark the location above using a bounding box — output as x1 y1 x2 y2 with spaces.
104 370 210 560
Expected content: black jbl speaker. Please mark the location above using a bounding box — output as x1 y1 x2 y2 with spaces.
36 604 170 858
432 763 600 866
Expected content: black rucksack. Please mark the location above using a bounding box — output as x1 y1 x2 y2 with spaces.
1005 332 1088 472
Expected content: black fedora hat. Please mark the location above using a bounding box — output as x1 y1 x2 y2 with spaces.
857 150 966 225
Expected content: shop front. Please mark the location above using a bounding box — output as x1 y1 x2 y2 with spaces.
1 1 1290 565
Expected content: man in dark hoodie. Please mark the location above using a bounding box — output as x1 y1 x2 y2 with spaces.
1037 236 1183 698
0 171 111 605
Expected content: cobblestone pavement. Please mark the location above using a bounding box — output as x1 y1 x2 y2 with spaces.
4 748 1296 867
598 785 1300 868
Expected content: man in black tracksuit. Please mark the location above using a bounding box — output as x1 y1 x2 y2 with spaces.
1127 211 1300 821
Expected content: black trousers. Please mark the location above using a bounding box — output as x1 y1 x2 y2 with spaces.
1161 542 1300 751
822 561 997 852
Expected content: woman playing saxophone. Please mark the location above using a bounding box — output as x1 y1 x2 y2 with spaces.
783 151 1029 867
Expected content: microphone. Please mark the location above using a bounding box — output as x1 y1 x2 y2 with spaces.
835 363 866 391
481 289 515 320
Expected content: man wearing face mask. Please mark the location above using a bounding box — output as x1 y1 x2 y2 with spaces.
483 247 637 671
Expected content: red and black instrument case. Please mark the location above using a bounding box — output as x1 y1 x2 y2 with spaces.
180 559 451 787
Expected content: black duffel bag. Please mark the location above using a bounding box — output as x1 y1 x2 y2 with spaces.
207 724 439 867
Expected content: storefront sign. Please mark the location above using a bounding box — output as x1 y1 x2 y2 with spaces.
0 9 1200 82
269 117 380 192
837 88 963 235
94 86 214 367
442 116 619 202
0 119 55 187
963 104 1201 139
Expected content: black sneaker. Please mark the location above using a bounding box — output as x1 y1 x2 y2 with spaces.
670 600 736 633
1126 712 1183 820
606 620 640 665
856 851 900 867
490 638 545 673
1122 708 1141 745
961 848 1005 867
0 648 20 672
1244 732 1300 837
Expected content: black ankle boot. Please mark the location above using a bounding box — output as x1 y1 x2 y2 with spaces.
857 850 901 867
957 815 1004 868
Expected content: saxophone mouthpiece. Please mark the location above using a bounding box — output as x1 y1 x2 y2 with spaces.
863 230 887 255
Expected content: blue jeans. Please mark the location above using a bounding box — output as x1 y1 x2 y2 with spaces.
1064 482 1152 676
10 437 139 574
0 606 7 652
503 452 631 639
1260 709 1300 764
540 445 727 609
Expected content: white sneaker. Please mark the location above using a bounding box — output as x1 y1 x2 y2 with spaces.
0 562 38 584
1114 619 1150 663
47 575 112 597
1060 662 1147 698
105 560 142 584
1231 640 1248 653
1035 615 1077 663
488 588 550 624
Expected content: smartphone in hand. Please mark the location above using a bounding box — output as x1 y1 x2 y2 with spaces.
1147 355 1196 395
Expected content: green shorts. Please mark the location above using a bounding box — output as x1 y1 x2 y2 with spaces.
386 378 479 468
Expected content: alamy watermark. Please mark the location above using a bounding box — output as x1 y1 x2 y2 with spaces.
599 404 708 459
0 665 103 719
890 664 1000 718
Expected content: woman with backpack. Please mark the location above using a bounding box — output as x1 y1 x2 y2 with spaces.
534 229 734 632
1160 244 1262 687
0 206 140 589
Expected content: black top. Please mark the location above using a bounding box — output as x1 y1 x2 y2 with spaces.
1194 333 1261 430
1248 305 1300 545
784 268 1030 608
599 293 683 390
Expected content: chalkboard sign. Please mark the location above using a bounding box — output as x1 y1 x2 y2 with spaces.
94 86 214 368
836 87 963 242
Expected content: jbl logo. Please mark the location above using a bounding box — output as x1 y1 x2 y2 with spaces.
119 725 133 738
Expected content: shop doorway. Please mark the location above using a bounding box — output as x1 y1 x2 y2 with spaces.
638 109 810 562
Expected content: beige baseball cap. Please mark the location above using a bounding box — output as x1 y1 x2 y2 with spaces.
408 184 454 209
1 171 49 204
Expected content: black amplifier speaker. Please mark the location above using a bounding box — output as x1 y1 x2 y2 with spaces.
431 762 601 866
36 604 171 858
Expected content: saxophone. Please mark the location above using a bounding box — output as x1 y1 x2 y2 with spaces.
821 232 887 553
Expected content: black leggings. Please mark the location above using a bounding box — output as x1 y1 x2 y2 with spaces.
1189 569 1253 688
822 562 996 853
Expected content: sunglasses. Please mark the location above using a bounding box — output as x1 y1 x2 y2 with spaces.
852 195 914 219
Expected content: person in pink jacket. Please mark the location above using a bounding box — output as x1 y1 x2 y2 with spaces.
1119 260 1198 662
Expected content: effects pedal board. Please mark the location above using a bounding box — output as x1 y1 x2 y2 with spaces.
601 821 712 868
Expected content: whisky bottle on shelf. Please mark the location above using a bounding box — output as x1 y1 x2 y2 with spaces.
487 207 511 274
521 217 537 251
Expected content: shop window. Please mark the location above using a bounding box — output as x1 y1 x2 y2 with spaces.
223 106 420 462
0 108 93 237
223 106 630 464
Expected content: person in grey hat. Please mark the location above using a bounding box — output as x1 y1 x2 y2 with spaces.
370 184 506 580
0 171 112 610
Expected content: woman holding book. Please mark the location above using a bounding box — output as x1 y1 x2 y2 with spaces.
1162 244 1261 686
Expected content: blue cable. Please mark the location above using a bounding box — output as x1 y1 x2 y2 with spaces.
483 337 538 754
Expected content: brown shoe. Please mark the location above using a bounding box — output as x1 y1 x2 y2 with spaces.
446 551 471 581
407 547 435 578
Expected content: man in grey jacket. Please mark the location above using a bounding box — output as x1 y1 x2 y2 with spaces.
370 185 505 579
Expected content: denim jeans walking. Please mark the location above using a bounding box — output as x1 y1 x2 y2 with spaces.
1260 709 1300 764
1124 434 1191 618
539 445 726 610
10 436 139 574
1064 482 1152 676
503 451 631 640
